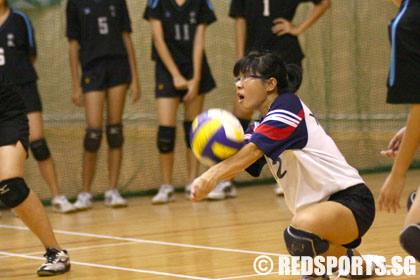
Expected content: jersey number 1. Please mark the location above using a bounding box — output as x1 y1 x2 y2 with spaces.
0 48 5 66
98 17 109 35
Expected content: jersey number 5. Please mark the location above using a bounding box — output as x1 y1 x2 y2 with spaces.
263 0 270 17
0 48 5 66
98 17 109 35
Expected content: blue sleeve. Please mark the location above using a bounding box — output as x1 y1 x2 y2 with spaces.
14 11 36 58
143 0 162 20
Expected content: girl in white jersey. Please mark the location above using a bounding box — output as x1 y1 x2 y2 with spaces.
190 51 375 279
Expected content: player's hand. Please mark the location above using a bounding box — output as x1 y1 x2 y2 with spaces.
272 18 301 36
190 174 218 202
72 87 84 107
381 127 406 158
129 80 141 104
183 80 199 102
173 75 188 91
378 173 405 213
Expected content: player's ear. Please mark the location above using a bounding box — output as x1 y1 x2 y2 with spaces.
265 77 277 92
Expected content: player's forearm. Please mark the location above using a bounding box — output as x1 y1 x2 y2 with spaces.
296 0 330 35
122 32 139 83
235 18 246 60
391 104 420 177
191 25 206 84
68 40 80 90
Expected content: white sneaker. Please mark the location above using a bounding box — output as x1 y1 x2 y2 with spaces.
185 183 192 199
152 184 175 204
51 195 76 213
206 181 237 200
74 192 92 210
105 189 127 208
37 248 71 276
275 183 284 196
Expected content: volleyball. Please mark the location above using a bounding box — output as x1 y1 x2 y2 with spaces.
190 109 244 166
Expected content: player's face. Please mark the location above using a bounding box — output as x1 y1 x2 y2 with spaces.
235 73 268 111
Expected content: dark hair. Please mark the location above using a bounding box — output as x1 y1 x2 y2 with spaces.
233 51 302 94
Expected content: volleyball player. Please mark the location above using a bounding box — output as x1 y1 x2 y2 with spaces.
378 0 420 262
66 0 140 209
144 0 217 204
0 0 75 213
190 51 376 279
227 0 330 198
0 75 70 276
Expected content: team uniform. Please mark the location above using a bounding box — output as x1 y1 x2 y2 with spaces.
0 9 41 113
66 0 132 93
143 0 216 99
387 0 420 104
244 93 375 248
229 0 323 66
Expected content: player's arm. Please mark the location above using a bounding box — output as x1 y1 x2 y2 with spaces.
122 32 140 103
149 18 187 90
183 24 206 102
190 142 264 201
272 0 330 36
235 17 246 60
68 39 83 106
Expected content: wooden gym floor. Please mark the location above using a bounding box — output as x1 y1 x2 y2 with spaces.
1 171 420 279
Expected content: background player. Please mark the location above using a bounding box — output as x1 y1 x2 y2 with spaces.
66 0 140 210
227 0 331 197
0 75 70 276
190 51 376 279
0 0 75 213
378 0 420 262
144 0 217 204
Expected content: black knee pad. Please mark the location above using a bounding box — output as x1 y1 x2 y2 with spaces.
106 124 124 149
84 128 103 152
283 225 330 257
407 191 417 211
157 126 176 154
400 224 420 262
0 178 30 208
30 138 51 161
238 118 251 132
183 121 192 149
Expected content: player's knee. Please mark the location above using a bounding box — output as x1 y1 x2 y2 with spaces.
283 225 330 257
0 178 30 208
183 121 192 149
400 224 420 261
157 126 176 154
84 128 103 152
106 124 124 149
30 138 51 161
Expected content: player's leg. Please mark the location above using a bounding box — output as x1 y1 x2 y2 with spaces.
0 142 70 276
400 184 420 261
105 83 128 207
27 112 75 213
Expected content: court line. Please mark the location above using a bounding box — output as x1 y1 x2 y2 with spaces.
0 224 288 257
0 251 215 280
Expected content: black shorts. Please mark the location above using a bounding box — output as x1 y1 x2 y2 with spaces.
386 0 420 104
154 59 216 99
15 81 42 113
81 56 131 93
0 99 29 154
328 183 375 249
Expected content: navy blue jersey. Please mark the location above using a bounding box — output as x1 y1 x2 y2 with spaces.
0 9 37 85
66 0 132 68
144 0 216 65
229 0 322 63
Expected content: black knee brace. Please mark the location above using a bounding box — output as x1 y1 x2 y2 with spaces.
84 128 103 152
157 126 176 154
183 121 192 149
106 124 124 149
30 138 51 161
238 118 251 132
283 225 330 257
0 178 30 208
400 224 420 262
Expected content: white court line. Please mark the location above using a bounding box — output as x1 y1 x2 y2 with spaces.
218 272 279 279
0 251 214 280
0 224 287 257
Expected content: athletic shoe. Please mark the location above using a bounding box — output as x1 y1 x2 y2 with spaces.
105 189 127 208
407 191 417 211
206 181 237 200
152 184 175 204
185 183 192 199
74 192 92 210
51 195 76 213
37 247 71 276
275 183 284 196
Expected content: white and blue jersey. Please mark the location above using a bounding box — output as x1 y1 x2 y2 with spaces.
245 93 364 214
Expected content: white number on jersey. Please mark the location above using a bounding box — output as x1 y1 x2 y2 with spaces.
0 48 5 66
263 0 270 17
174 23 190 41
98 17 109 35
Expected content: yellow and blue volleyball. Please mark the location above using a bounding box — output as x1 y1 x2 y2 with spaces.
190 109 244 166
